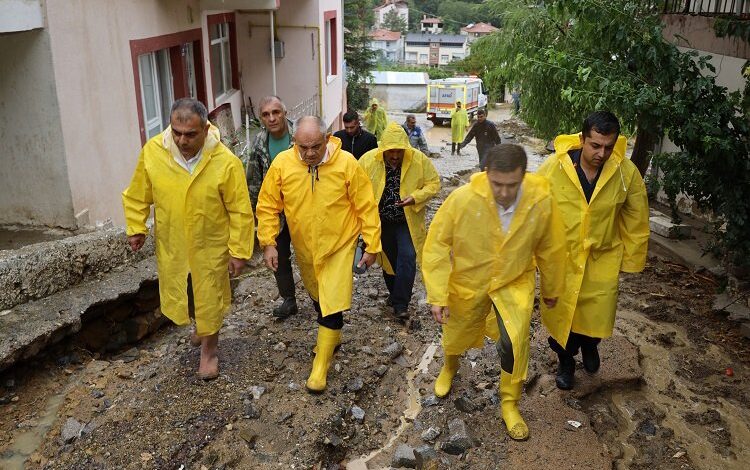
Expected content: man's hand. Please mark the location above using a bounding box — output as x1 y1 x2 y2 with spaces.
228 257 246 277
395 196 416 207
358 251 376 269
263 246 279 272
127 234 146 252
543 297 558 309
431 305 449 324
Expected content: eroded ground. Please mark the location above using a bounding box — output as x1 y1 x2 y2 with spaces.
1 111 748 469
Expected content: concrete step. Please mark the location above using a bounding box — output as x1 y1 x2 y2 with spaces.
0 257 157 372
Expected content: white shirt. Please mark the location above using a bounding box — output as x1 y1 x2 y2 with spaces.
496 188 522 232
173 150 203 174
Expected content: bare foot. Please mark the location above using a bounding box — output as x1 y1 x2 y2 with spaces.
197 333 219 380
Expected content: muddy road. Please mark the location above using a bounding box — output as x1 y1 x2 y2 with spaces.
1 109 748 469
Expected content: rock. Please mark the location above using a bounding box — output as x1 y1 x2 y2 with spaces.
421 426 441 442
240 429 257 449
454 395 475 413
244 402 261 419
117 348 141 363
637 419 657 436
324 433 343 448
421 395 440 407
345 377 364 392
90 389 105 399
115 369 133 380
61 417 84 443
741 323 750 340
374 365 389 377
360 346 373 355
414 445 439 469
287 381 301 391
442 418 476 455
392 444 417 468
649 215 691 239
350 405 365 423
273 342 287 351
382 341 404 361
249 385 266 400
277 411 294 423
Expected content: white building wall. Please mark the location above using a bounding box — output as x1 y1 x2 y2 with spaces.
45 0 204 227
0 29 76 227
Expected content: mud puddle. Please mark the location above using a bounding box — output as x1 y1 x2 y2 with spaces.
590 278 750 470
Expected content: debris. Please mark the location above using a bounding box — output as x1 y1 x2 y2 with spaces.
240 429 257 449
345 377 364 393
454 395 476 413
442 418 476 455
249 385 266 400
673 451 686 458
414 444 439 469
421 395 440 407
374 365 389 377
350 405 365 423
383 341 404 361
565 420 582 432
421 427 441 442
61 417 84 443
392 443 417 468
273 342 287 351
725 367 734 377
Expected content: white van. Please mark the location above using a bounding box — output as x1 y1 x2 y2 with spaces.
426 77 488 125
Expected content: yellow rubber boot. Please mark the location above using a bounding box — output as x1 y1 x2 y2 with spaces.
500 371 529 440
434 354 460 398
306 326 341 393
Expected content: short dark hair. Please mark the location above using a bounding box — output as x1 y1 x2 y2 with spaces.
171 98 208 126
485 144 527 173
582 111 620 139
477 108 486 116
343 111 359 123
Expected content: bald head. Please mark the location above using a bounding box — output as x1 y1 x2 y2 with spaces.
294 116 328 166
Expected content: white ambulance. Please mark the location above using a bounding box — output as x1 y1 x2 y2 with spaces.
426 77 488 125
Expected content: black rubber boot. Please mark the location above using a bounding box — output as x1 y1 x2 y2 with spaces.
272 297 298 320
548 336 575 390
580 338 601 374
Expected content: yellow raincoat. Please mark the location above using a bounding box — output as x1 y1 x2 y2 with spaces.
358 122 440 273
363 98 388 140
122 125 254 336
450 105 469 143
256 136 382 316
538 133 649 347
422 172 566 384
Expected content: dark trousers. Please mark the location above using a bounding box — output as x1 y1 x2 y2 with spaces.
477 146 490 169
381 221 416 312
494 306 514 374
312 299 344 330
548 332 601 357
274 222 295 299
451 142 458 154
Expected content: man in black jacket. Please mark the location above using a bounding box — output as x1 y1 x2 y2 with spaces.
458 109 501 168
333 111 379 159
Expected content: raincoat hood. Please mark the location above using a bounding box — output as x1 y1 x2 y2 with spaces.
369 98 381 107
378 122 411 152
552 133 626 166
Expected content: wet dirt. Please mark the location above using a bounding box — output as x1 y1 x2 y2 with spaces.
1 130 749 469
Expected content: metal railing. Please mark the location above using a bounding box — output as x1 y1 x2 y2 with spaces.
663 0 750 17
287 94 321 121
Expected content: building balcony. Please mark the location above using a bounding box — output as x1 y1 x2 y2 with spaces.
663 0 749 17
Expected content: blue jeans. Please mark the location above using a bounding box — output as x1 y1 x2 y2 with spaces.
381 221 416 312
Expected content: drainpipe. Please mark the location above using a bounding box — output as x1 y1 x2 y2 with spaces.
270 10 277 96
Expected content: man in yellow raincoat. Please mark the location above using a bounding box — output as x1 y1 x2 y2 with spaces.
359 122 440 320
450 101 469 156
256 116 382 393
122 98 254 380
423 144 566 440
538 111 649 390
363 98 388 140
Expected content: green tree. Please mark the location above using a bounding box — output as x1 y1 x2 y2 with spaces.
345 0 378 110
477 0 750 268
382 8 408 34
